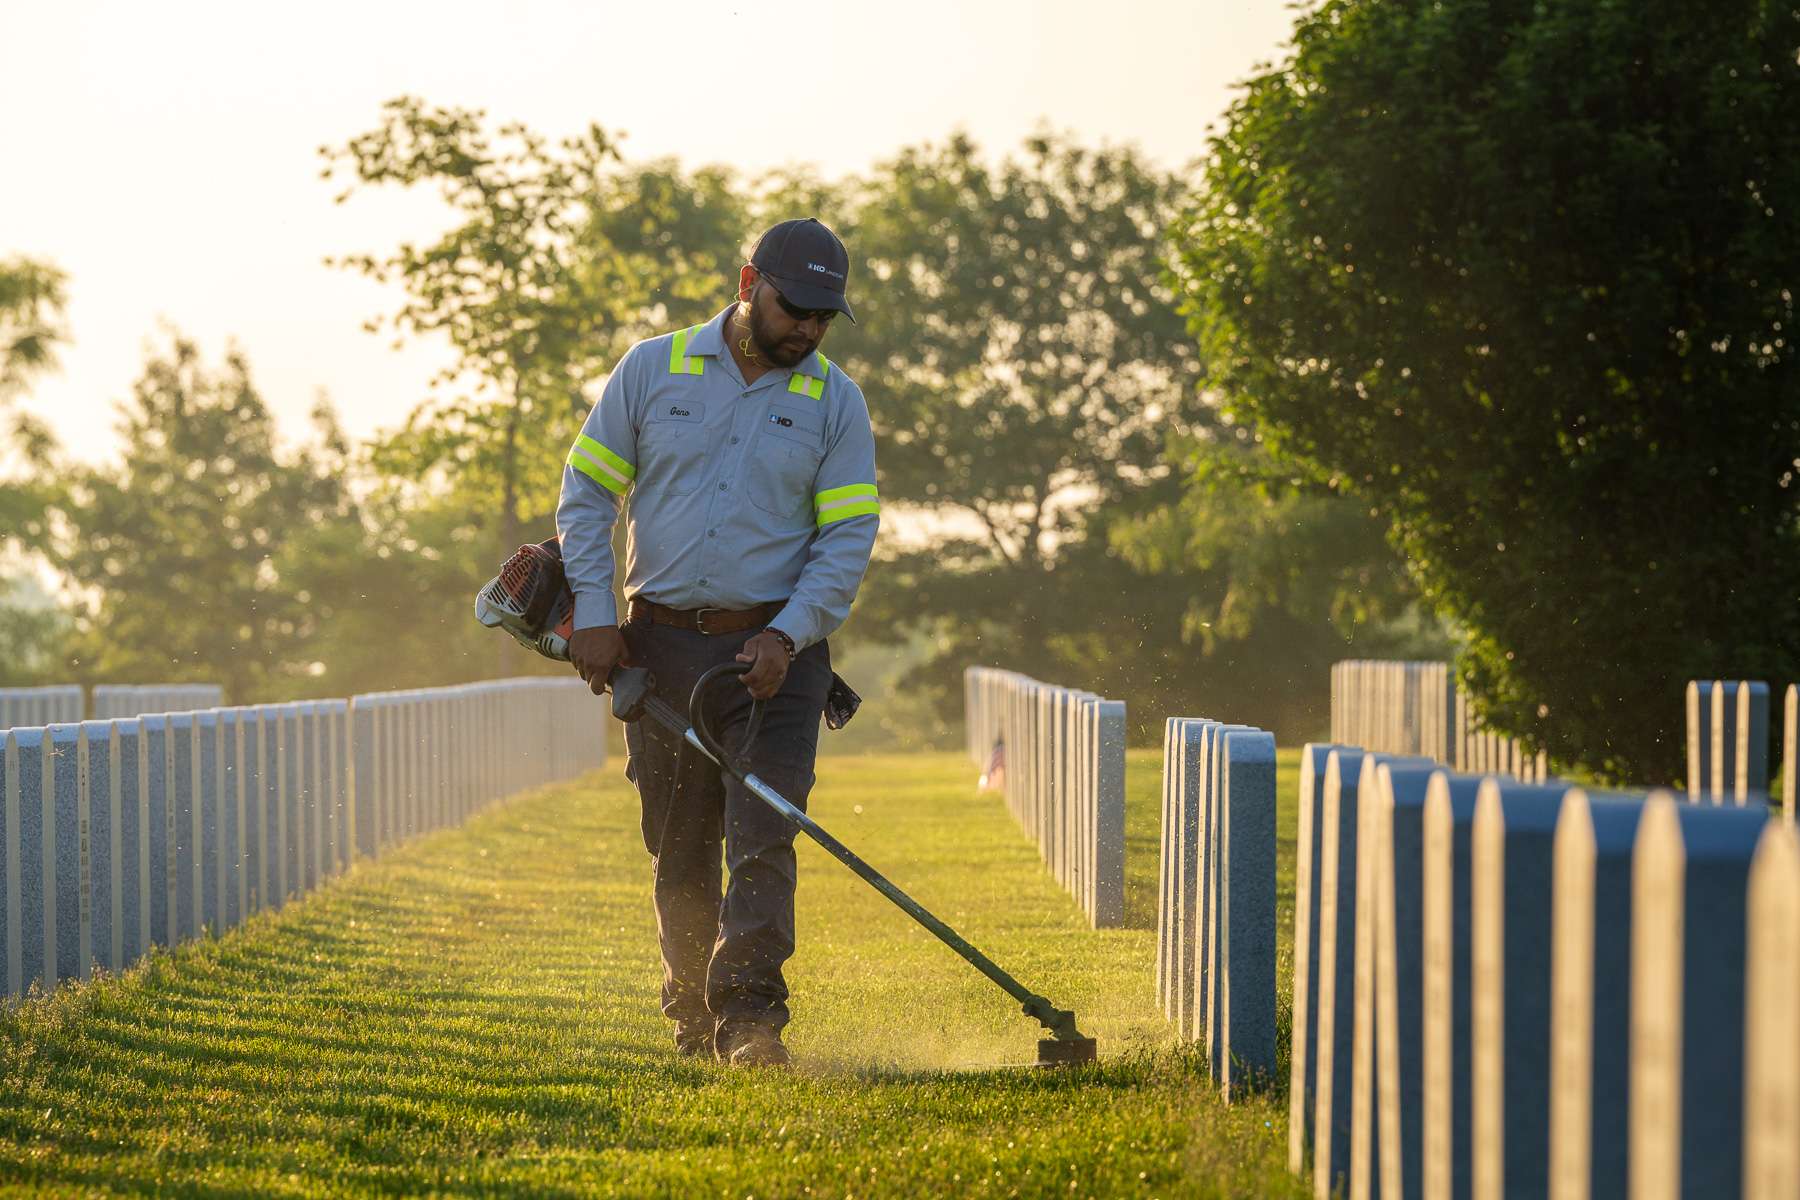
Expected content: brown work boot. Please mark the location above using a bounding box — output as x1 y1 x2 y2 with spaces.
715 1020 792 1069
673 1017 713 1058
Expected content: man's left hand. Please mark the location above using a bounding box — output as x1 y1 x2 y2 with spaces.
736 630 791 700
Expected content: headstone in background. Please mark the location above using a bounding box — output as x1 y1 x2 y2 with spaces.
114 718 147 965
1687 681 1713 801
215 708 244 929
1199 721 1251 1054
351 696 378 859
321 700 349 877
241 710 268 914
1289 742 1342 1176
1423 771 1485 1200
46 724 88 988
1742 820 1800 1199
81 721 118 974
1785 684 1797 820
1095 699 1127 929
281 704 305 903
1348 752 1432 1199
1548 790 1643 1200
195 711 221 934
1374 762 1441 1200
1157 717 1209 1033
286 703 311 898
168 713 200 941
139 714 173 949
1219 728 1277 1098
1630 794 1767 1200
1734 682 1770 802
13 727 51 994
260 705 286 908
1470 778 1569 1200
1313 746 1366 1200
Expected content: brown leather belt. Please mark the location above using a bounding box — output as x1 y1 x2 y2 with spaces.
627 597 786 636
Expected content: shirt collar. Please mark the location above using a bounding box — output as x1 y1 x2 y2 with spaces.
689 305 830 380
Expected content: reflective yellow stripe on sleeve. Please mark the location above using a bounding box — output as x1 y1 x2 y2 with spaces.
568 434 634 496
814 481 879 527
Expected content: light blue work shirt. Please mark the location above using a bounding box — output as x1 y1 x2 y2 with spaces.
556 305 881 651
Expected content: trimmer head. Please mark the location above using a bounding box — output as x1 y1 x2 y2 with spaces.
1036 1037 1099 1068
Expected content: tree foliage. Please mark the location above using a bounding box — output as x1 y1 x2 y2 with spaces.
0 255 70 536
37 332 355 702
825 136 1222 736
0 256 67 404
1171 0 1800 781
1110 432 1437 655
320 98 621 574
322 103 754 672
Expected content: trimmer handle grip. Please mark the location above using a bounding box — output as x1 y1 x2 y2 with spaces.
606 666 657 723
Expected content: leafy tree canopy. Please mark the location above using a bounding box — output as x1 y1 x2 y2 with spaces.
1171 0 1800 782
36 332 354 702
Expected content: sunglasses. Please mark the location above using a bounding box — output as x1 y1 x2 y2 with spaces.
763 280 838 324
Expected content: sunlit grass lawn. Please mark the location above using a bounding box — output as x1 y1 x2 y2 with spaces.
0 750 1305 1198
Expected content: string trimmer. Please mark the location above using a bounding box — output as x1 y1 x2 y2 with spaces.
474 539 1099 1068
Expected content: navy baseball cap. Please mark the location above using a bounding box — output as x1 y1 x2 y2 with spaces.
750 217 856 324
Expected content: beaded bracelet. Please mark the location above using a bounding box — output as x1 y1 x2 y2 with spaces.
767 627 797 661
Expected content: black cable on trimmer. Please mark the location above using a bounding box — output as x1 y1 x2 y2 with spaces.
606 662 1099 1069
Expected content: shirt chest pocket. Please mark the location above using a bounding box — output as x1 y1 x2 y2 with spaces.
641 400 709 497
748 403 825 529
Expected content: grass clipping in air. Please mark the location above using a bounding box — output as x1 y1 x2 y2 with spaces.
0 750 1303 1197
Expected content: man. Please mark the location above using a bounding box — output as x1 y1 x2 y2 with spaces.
557 218 880 1068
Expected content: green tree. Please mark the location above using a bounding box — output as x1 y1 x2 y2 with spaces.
321 98 620 668
0 573 74 686
322 101 750 672
1113 431 1451 738
1170 0 1800 782
0 256 74 680
0 256 67 405
827 135 1216 738
1 255 70 534
39 332 355 702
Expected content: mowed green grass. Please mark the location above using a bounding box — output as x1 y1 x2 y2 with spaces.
0 749 1307 1198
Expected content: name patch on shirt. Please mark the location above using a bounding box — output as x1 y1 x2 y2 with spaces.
654 403 704 424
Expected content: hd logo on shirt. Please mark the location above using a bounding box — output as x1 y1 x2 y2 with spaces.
770 414 794 428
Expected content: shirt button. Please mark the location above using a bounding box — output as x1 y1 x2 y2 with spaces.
708 529 717 538
730 436 740 445
719 482 728 491
699 578 709 586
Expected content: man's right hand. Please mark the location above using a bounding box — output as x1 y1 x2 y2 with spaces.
570 625 629 696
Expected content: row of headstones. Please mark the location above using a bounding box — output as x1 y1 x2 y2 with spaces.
963 666 1126 928
0 677 607 1001
92 685 225 721
1290 744 1797 1199
0 684 225 731
0 687 81 729
1330 661 1550 783
1684 680 1796 808
1154 716 1277 1097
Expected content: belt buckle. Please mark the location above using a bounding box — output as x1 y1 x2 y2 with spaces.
693 607 726 635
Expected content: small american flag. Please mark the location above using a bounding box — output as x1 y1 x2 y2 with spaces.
978 739 1006 791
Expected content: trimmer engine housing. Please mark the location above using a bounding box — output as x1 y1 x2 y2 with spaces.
474 538 575 662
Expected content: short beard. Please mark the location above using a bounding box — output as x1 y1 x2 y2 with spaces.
746 293 813 368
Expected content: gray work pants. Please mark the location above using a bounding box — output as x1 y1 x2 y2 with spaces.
619 617 830 1033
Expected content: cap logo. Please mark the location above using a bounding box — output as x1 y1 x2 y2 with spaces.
806 262 845 279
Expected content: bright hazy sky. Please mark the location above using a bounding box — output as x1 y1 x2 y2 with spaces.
2 0 1297 468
